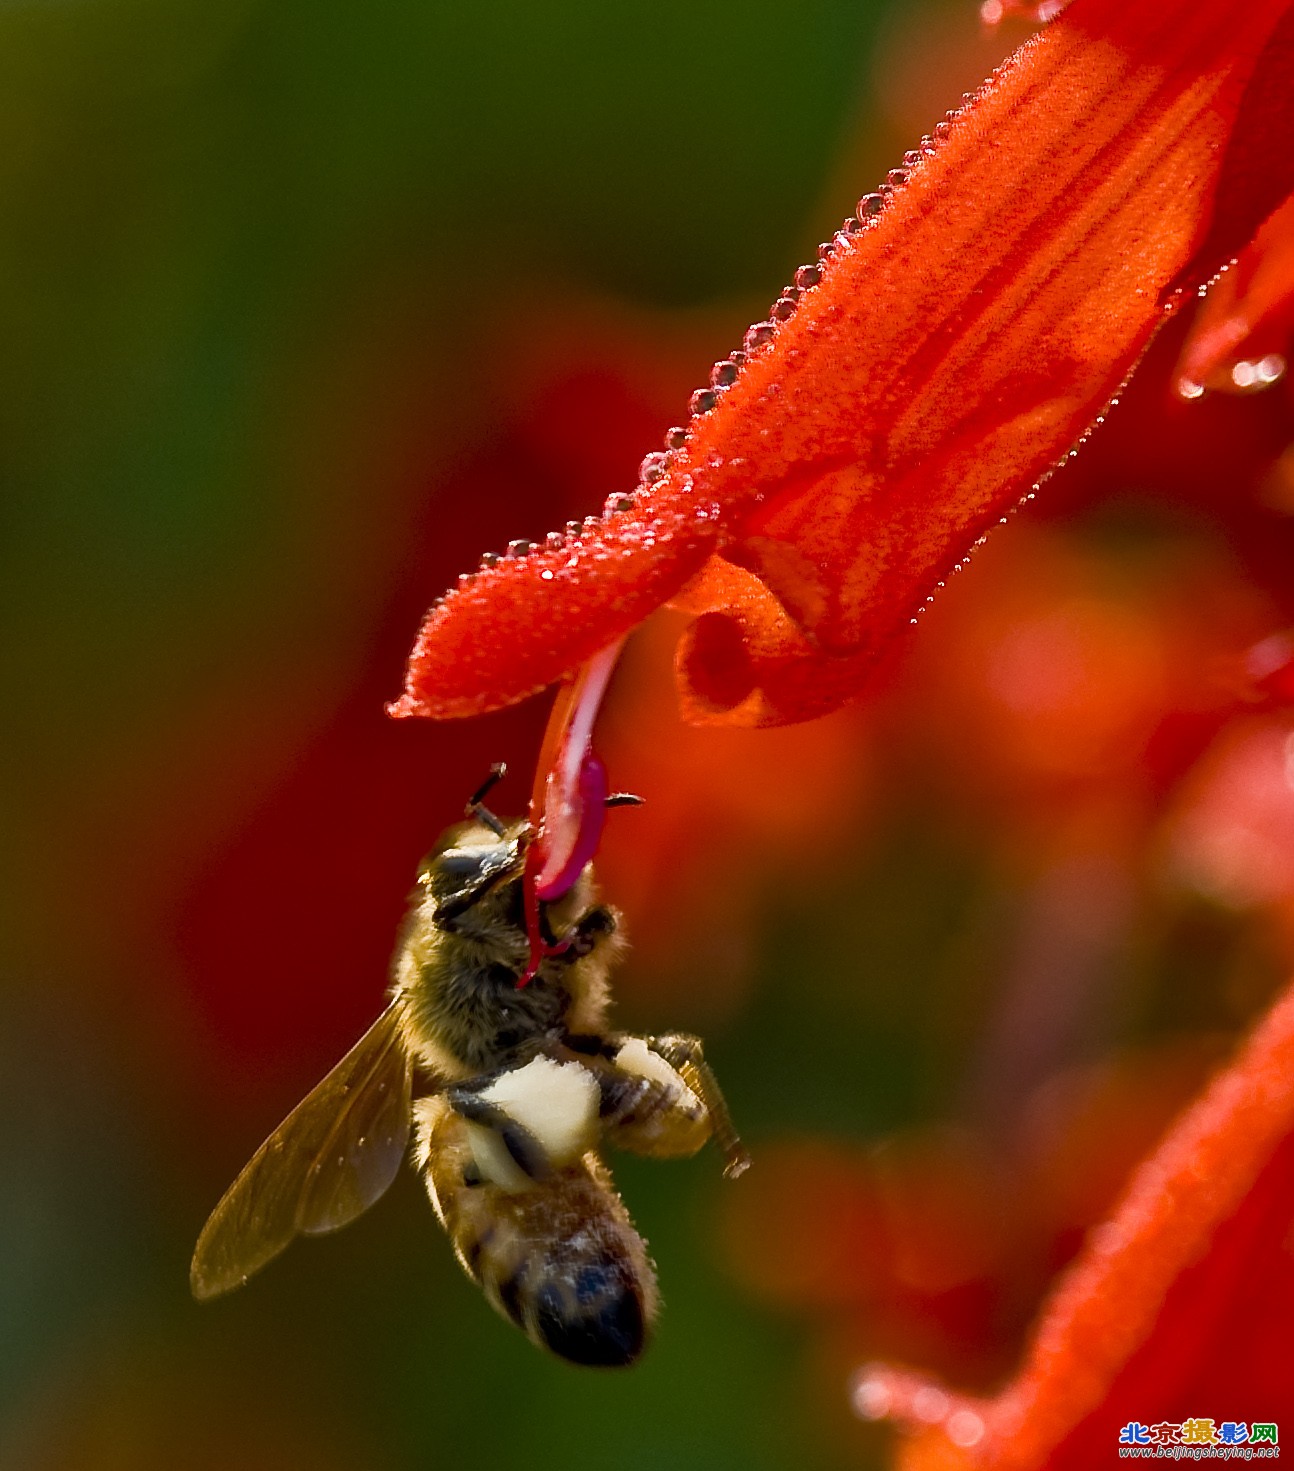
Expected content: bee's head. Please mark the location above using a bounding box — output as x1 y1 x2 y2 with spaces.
418 816 530 923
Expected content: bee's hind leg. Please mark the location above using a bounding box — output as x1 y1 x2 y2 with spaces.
641 1034 751 1180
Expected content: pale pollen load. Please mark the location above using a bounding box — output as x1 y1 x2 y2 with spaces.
466 1057 600 1191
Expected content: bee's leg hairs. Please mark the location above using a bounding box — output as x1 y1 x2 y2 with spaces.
641 1034 752 1180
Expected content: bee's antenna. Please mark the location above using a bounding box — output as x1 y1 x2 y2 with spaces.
467 762 508 838
605 792 644 808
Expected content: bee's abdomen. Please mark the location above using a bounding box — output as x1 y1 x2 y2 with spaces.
416 1099 657 1367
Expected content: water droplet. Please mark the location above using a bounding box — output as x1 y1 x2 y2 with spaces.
902 149 922 167
795 262 823 290
857 192 884 220
506 539 531 557
771 296 797 322
539 568 554 581
886 167 909 188
710 359 739 389
665 425 688 451
480 551 499 568
1232 360 1260 389
844 215 866 236
744 321 776 353
604 494 635 516
690 387 719 415
947 1411 984 1448
546 531 565 551
850 1372 891 1421
583 515 599 531
639 451 669 485
1257 353 1286 384
566 519 583 535
933 120 953 141
457 571 475 586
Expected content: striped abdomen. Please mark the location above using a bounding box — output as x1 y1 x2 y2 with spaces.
414 1097 658 1367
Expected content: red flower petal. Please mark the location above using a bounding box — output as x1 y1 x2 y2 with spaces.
853 971 1294 1469
1175 192 1294 396
394 0 1294 726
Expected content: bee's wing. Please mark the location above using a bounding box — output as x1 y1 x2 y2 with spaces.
191 1002 413 1301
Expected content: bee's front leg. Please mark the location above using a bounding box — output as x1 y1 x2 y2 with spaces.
550 902 618 958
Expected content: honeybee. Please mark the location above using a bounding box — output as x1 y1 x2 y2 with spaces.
191 771 749 1367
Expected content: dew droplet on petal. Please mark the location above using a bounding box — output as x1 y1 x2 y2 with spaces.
639 451 669 486
710 360 739 389
744 321 776 353
690 388 719 416
795 263 823 290
481 551 500 568
857 193 884 220
849 1371 891 1421
887 167 910 188
506 539 531 558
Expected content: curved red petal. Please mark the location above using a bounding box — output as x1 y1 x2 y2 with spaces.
389 498 719 720
395 0 1294 725
856 971 1294 1469
673 0 1294 725
671 556 883 728
1175 191 1294 395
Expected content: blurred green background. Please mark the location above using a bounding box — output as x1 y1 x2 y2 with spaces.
5 1 1294 1467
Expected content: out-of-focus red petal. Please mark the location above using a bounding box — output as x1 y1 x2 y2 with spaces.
980 1 1070 24
1245 629 1294 705
394 0 1294 725
1175 193 1294 395
852 972 1294 1469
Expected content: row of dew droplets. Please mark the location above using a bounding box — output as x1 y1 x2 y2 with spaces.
628 116 955 532
433 101 981 605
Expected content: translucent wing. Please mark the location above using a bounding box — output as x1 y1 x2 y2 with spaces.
191 1002 412 1301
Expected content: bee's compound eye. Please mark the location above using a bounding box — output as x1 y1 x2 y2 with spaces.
434 845 494 880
